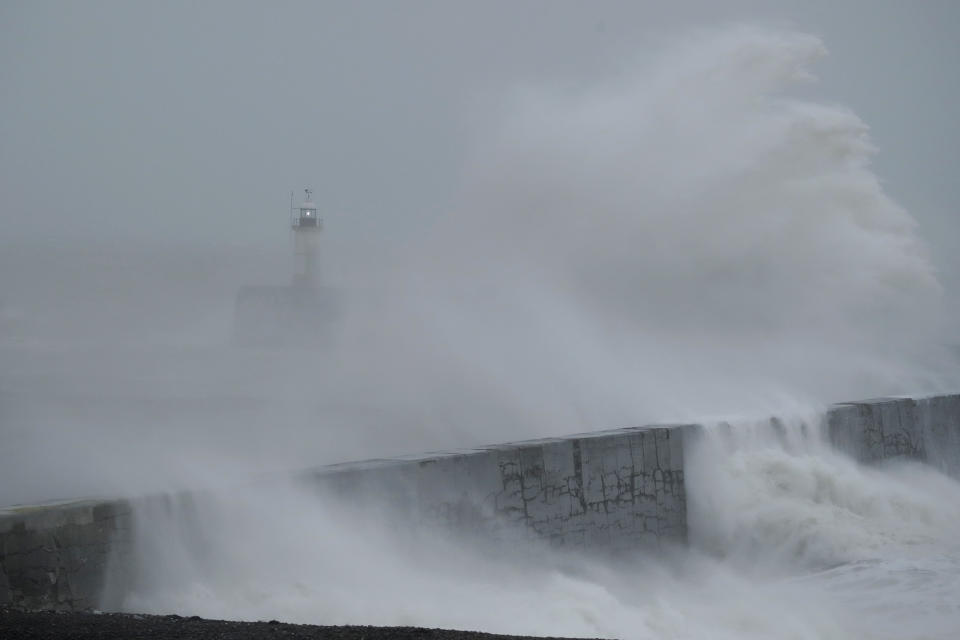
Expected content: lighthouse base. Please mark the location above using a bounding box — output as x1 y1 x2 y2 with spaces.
233 283 339 347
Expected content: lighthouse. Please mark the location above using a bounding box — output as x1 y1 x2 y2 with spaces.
233 187 339 346
291 188 322 288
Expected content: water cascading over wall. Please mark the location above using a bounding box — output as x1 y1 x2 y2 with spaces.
1 393 958 611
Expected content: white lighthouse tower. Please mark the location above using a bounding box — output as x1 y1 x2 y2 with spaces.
234 187 337 345
291 188 322 288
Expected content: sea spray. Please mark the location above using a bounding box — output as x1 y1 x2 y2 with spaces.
19 23 960 640
2 23 956 506
345 25 953 437
686 414 960 569
118 407 960 639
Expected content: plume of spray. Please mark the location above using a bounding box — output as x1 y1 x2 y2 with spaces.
2 24 956 505
108 25 960 640
683 414 960 639
2 22 959 639
385 25 952 430
298 24 957 459
119 417 960 639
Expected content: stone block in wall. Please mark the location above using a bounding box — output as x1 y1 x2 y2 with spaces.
0 499 131 611
827 398 925 464
827 394 960 477
915 394 960 476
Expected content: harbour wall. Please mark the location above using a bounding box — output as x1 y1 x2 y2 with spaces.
2 393 958 611
306 423 690 550
0 500 132 611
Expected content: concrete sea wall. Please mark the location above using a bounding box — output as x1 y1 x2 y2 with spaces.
828 394 960 474
309 424 690 550
0 500 132 611
2 393 958 611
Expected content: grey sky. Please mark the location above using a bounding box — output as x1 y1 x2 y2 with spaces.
2 0 958 296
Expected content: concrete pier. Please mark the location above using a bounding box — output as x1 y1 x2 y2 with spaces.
2 393 958 611
828 394 960 474
0 500 131 611
309 424 691 550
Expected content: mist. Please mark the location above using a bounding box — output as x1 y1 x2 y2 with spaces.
4 18 957 504
114 415 960 639
3 3 960 639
